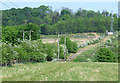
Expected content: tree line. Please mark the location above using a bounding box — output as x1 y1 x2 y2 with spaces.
2 5 119 44
2 5 119 32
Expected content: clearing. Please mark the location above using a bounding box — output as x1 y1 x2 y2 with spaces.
41 33 101 45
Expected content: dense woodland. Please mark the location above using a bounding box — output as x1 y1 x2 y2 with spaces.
2 5 119 44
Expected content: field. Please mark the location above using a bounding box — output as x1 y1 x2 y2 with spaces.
1 32 119 81
41 33 101 45
2 62 118 81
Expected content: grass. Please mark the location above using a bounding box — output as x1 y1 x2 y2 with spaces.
41 33 99 39
2 62 118 81
73 46 98 62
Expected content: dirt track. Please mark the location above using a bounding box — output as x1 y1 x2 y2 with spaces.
67 35 110 61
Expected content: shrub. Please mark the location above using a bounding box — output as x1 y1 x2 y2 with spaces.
59 45 65 59
2 43 17 66
95 47 116 62
67 41 78 53
60 36 78 53
30 51 46 62
44 43 55 61
14 45 29 63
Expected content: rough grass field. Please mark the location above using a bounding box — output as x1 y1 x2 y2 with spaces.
2 62 118 81
41 33 100 45
73 46 97 62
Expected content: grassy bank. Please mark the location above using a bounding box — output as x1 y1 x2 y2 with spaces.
73 46 98 62
2 62 118 81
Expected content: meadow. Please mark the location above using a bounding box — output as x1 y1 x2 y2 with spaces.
2 62 118 81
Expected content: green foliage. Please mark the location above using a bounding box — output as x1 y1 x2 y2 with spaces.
2 43 17 66
30 51 46 62
95 47 116 62
2 5 118 37
59 45 65 59
61 9 71 16
104 32 119 62
2 40 61 66
2 26 20 45
60 36 78 53
44 43 55 61
2 62 118 81
2 23 40 45
73 47 96 62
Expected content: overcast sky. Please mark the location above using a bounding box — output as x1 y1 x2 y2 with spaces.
0 0 119 14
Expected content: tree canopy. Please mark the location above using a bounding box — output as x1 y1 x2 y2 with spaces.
2 5 119 44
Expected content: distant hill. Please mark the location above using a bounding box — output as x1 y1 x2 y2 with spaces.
2 5 118 35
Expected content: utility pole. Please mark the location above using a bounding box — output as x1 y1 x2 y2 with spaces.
64 34 66 61
58 32 59 59
21 30 25 41
21 30 29 41
111 11 113 32
29 30 32 41
29 30 34 48
23 30 24 40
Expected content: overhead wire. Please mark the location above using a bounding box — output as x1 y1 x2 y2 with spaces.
7 0 18 8
0 1 11 8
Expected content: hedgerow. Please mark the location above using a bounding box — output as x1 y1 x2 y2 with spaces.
2 39 65 66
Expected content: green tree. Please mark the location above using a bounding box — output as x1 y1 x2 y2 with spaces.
61 9 71 16
60 36 78 53
95 47 116 62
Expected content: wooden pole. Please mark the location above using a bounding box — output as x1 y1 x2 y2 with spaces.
23 30 24 40
64 34 66 60
29 30 31 41
58 32 59 59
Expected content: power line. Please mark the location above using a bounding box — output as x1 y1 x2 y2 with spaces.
0 1 10 8
7 0 18 8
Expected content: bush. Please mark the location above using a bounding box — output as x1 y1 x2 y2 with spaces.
60 36 78 53
2 43 17 66
14 45 29 63
30 51 46 62
95 47 116 62
67 41 78 53
44 43 56 61
59 45 65 59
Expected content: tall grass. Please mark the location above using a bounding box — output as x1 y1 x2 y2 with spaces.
2 62 118 81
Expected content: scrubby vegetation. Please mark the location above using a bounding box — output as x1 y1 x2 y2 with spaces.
95 47 117 62
60 36 78 53
1 40 65 66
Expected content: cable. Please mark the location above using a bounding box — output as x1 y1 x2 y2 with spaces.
0 1 10 8
7 0 18 8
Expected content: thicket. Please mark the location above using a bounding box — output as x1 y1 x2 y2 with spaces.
2 40 65 66
60 36 78 53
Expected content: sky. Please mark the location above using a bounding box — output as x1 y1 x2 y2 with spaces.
0 0 119 14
